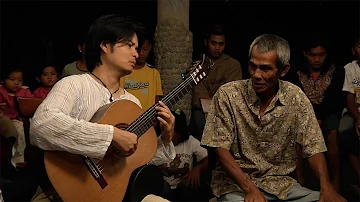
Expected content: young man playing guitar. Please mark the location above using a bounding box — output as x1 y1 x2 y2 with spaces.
30 14 175 202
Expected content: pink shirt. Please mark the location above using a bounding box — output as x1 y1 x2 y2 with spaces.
33 87 51 99
0 86 33 120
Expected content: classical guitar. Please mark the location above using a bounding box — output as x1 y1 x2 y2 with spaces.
43 62 207 202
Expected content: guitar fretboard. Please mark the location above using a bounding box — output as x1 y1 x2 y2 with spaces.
125 75 195 137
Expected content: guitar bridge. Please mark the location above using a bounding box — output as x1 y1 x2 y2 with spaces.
83 156 108 189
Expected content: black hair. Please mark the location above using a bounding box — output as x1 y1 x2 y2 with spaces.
36 63 60 77
302 33 329 52
1 67 24 81
84 14 145 72
138 28 153 46
205 23 226 41
352 35 360 48
76 28 88 47
171 109 190 143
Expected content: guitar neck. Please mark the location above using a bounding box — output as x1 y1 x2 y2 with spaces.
125 76 195 137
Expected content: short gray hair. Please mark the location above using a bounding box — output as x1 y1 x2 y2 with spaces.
248 34 290 70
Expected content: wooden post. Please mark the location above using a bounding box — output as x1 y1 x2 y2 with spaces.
155 0 192 123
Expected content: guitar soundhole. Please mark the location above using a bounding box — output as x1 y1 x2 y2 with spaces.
115 123 129 130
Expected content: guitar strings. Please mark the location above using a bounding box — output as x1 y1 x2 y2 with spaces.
99 68 202 171
128 77 193 132
106 73 196 155
126 74 196 134
125 61 205 135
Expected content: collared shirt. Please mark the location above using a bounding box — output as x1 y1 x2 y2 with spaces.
201 79 327 199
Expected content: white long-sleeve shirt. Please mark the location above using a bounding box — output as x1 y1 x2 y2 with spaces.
30 74 175 165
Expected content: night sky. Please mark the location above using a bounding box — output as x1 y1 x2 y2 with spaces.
1 0 359 87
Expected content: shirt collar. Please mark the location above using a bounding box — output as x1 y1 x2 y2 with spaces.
247 79 287 107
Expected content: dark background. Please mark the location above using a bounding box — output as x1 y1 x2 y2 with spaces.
1 0 359 88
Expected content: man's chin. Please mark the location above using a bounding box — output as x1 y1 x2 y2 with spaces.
123 70 133 75
211 54 220 59
252 86 267 93
9 89 19 93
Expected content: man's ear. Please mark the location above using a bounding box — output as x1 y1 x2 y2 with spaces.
351 47 355 56
100 42 109 53
78 45 82 53
280 65 290 77
303 51 307 58
204 39 207 47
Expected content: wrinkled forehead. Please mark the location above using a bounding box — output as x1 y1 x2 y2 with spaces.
249 48 277 67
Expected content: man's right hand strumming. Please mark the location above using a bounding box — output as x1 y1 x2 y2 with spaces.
112 128 138 154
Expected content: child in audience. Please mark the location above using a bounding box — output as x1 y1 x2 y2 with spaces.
0 68 33 168
33 65 59 98
119 32 163 111
159 109 213 201
289 34 344 191
339 36 360 190
339 36 360 133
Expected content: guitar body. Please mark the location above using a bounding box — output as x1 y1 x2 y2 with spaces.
44 100 158 202
43 61 208 202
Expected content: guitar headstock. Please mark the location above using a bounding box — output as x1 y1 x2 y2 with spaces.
181 54 208 85
190 63 207 85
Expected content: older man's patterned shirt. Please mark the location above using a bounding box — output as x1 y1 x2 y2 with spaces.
201 79 327 199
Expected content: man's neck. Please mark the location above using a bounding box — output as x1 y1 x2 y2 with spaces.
91 65 122 93
134 62 145 70
257 86 278 117
206 54 221 62
76 60 88 71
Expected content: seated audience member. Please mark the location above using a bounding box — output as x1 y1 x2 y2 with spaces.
120 31 163 111
339 126 360 192
189 24 242 140
339 36 360 133
29 14 175 202
61 31 88 78
201 34 345 202
33 64 59 98
0 68 33 170
160 109 212 201
288 34 344 191
339 36 360 190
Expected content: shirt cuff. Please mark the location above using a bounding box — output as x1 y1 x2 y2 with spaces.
97 125 114 159
158 135 176 161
